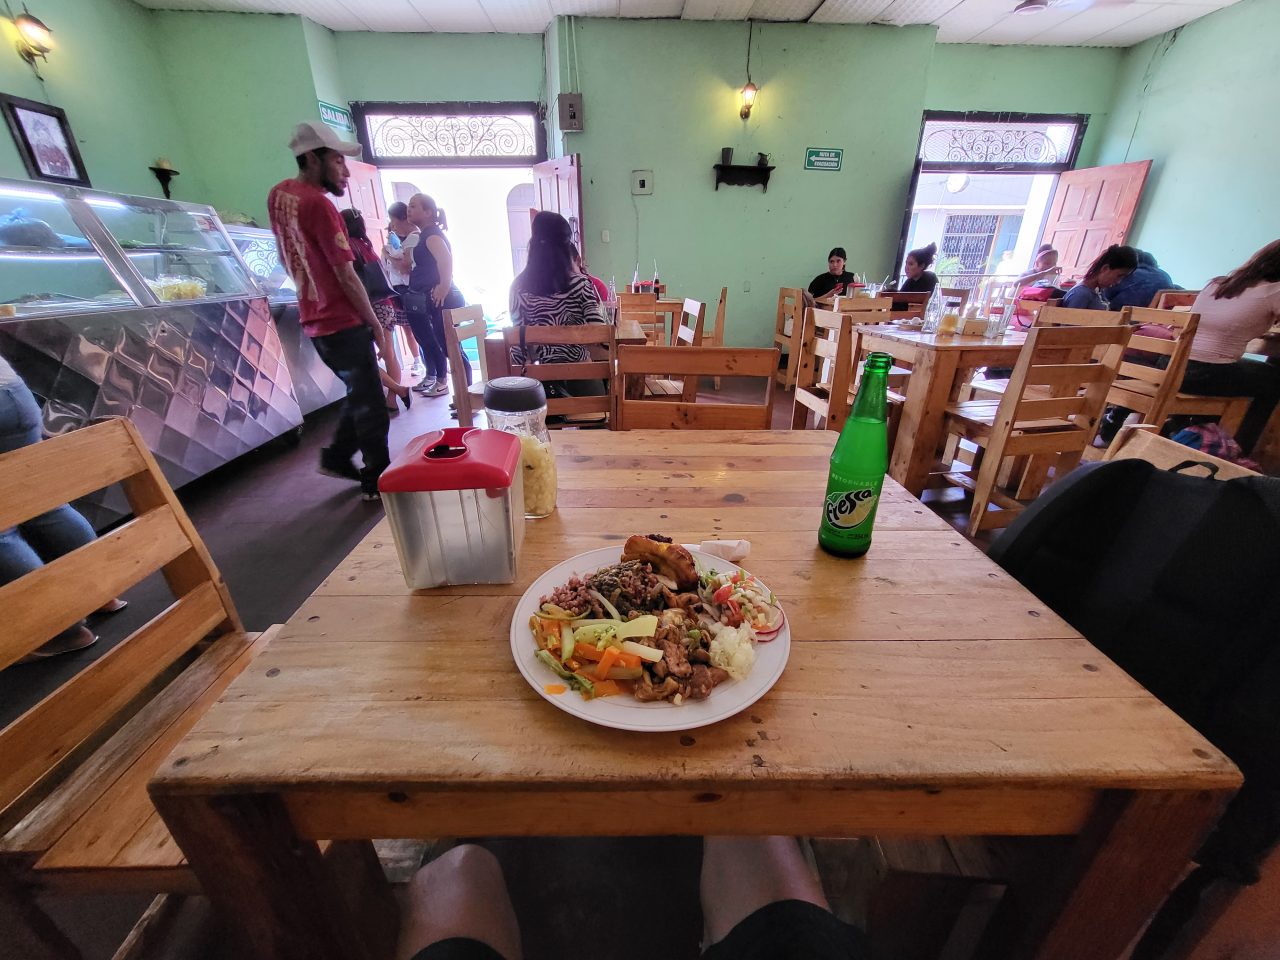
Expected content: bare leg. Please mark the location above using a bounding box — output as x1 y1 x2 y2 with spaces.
700 836 830 947
375 328 408 408
396 845 522 960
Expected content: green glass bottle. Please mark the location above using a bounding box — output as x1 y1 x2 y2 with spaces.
818 352 891 558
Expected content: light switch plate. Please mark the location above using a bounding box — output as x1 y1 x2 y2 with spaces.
556 93 584 132
632 170 653 195
601 229 610 243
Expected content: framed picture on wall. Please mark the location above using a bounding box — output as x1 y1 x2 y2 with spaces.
0 94 90 187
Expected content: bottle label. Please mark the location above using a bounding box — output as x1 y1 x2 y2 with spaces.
824 486 879 530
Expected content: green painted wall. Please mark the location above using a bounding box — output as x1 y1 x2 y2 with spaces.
303 18 345 111
1096 0 1278 287
561 18 937 347
151 11 321 224
925 44 1124 165
335 32 544 103
0 0 201 199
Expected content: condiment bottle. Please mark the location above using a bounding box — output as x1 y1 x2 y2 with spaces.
484 377 557 518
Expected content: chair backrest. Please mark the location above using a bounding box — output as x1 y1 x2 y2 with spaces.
443 305 487 428
941 287 971 312
1110 306 1200 417
888 290 931 322
712 287 728 347
1014 298 1051 327
775 287 804 338
1035 304 1132 328
672 298 706 346
997 323 1135 434
0 417 241 825
502 324 616 424
834 297 892 322
619 291 662 344
1104 424 1259 480
616 346 779 430
1151 289 1199 310
795 308 855 431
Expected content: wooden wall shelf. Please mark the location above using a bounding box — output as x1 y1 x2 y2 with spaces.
713 163 775 192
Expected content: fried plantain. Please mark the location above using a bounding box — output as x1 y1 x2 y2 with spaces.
621 534 698 590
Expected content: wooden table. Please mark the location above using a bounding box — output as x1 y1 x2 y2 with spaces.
149 431 1239 960
860 325 1028 495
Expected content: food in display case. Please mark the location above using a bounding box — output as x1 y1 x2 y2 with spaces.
145 275 207 302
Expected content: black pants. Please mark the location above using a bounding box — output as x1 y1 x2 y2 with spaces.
1179 357 1280 451
406 289 471 384
311 326 390 486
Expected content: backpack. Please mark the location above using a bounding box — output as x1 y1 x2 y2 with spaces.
989 459 1280 883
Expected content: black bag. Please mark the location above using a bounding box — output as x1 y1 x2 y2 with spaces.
401 289 432 324
355 258 395 302
990 459 1280 883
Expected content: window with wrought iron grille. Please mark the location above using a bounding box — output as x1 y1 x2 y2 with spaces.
351 102 546 167
917 112 1086 173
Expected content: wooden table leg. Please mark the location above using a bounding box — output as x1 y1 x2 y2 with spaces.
890 350 959 496
152 793 392 960
1020 789 1229 960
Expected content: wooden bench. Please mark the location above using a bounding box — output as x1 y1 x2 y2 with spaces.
0 417 279 958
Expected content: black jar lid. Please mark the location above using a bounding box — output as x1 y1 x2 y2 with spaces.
483 376 546 413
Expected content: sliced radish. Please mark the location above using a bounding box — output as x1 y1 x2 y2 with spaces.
752 610 786 642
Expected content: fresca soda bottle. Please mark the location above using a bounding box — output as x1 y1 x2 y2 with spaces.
818 352 891 558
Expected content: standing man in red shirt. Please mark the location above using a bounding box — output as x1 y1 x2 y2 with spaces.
268 121 390 501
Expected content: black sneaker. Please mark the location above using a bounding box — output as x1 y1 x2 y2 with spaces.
319 448 361 483
360 489 382 503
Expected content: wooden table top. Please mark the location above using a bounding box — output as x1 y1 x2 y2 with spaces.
861 325 1027 352
152 432 1237 834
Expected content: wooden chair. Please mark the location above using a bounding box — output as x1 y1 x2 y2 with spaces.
1104 423 1259 480
0 417 281 957
1151 289 1199 310
443 304 489 428
792 308 856 432
772 287 806 389
618 291 662 345
616 346 779 430
941 286 971 312
936 322 1135 531
1100 306 1203 434
645 299 707 400
888 290 931 321
833 297 893 319
501 323 616 427
710 286 728 390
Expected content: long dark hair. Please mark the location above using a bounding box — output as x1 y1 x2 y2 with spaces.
1214 240 1280 299
907 242 937 269
517 211 575 296
340 207 367 241
1082 244 1138 283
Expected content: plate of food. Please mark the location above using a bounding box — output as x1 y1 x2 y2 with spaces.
510 534 790 733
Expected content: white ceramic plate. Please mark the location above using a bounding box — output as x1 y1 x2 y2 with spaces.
510 546 790 733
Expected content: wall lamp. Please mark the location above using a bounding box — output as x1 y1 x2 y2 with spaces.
739 21 757 120
13 7 51 66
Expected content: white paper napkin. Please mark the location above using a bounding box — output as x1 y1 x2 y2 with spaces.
682 540 751 563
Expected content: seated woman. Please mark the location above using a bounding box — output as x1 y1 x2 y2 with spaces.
1179 240 1280 451
1060 245 1138 310
1103 249 1175 311
509 211 606 399
1016 244 1062 290
885 243 939 309
807 247 856 302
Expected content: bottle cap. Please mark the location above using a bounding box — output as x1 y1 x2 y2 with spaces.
483 376 547 413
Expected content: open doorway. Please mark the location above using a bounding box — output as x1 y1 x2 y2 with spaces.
897 113 1088 294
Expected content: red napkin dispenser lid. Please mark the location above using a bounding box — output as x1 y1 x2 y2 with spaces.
378 427 520 494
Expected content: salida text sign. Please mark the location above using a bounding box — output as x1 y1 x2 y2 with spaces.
804 147 842 172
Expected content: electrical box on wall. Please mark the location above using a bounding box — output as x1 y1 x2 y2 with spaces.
556 93 584 132
632 170 653 195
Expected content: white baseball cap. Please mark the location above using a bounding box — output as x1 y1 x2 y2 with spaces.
288 120 361 158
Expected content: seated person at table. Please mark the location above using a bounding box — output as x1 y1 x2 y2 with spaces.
1103 249 1176 311
807 247 857 302
1178 240 1280 451
396 837 869 960
1060 245 1138 310
885 243 939 309
1017 244 1063 290
509 211 606 400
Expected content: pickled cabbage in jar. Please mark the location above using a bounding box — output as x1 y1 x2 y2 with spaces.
519 433 557 517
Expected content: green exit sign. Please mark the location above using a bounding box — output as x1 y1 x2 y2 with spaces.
804 147 843 172
319 101 354 134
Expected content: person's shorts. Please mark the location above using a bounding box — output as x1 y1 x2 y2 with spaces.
410 900 867 960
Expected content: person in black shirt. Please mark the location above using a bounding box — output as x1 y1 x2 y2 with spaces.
807 247 857 302
887 242 939 295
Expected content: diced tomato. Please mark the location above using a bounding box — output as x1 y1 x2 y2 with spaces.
713 583 733 604
724 597 743 626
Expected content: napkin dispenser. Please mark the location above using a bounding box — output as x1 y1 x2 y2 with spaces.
379 427 524 589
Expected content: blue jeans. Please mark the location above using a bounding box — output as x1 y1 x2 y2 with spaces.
0 377 98 639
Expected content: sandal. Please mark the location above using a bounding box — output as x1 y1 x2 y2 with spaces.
18 625 98 664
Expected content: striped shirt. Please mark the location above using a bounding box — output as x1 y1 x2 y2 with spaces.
509 274 604 365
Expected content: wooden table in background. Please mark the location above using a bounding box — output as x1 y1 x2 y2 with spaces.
860 325 1028 496
149 431 1239 960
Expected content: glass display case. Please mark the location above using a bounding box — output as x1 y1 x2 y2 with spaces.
0 178 260 315
225 223 297 304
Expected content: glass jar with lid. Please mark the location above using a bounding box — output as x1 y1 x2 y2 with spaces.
484 376 557 518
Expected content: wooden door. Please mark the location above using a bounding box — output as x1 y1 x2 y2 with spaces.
1039 160 1151 281
342 159 388 252
532 155 584 251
